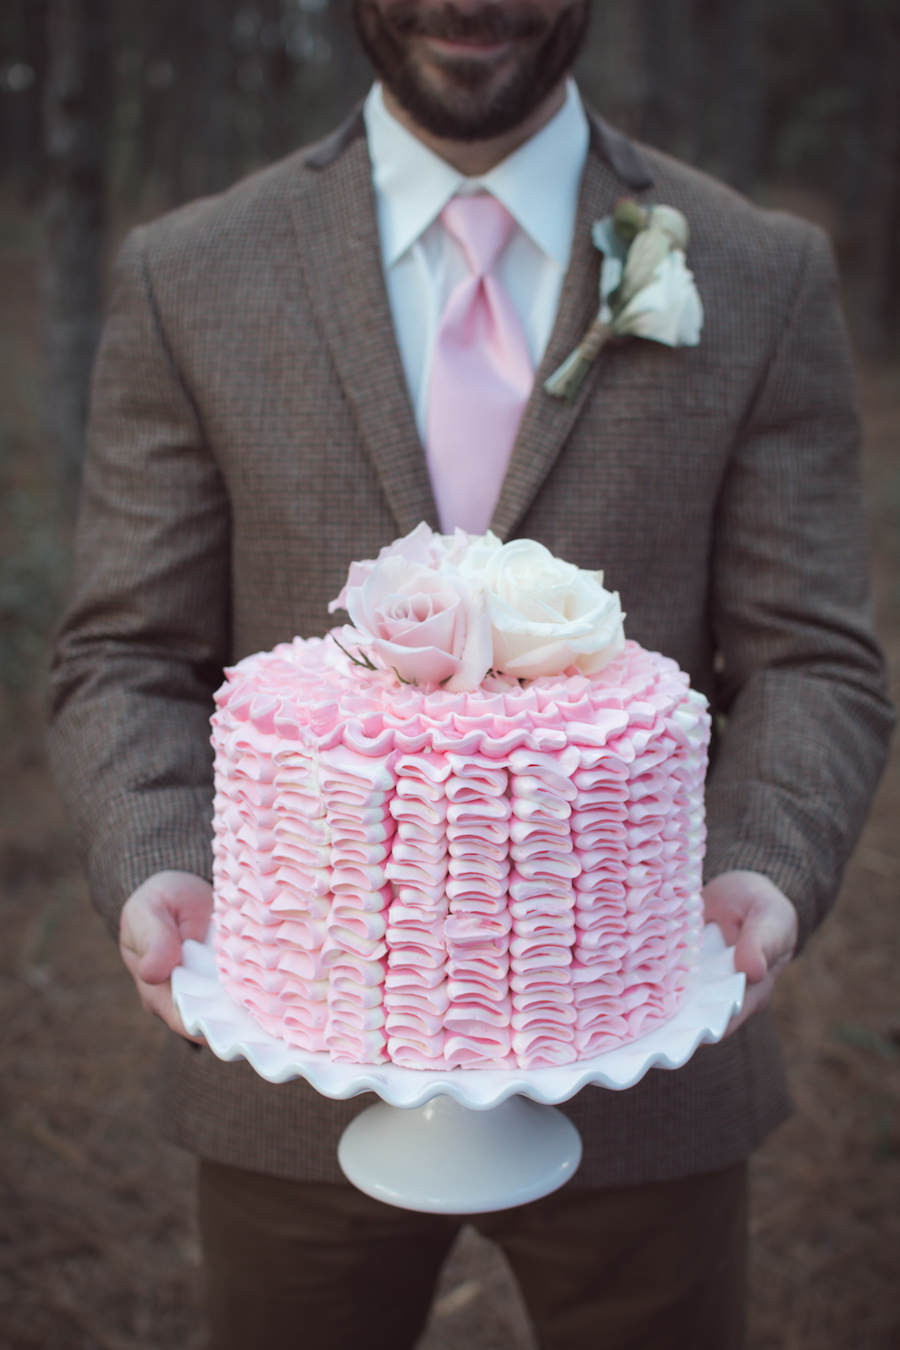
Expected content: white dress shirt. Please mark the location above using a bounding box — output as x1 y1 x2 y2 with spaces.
363 80 590 439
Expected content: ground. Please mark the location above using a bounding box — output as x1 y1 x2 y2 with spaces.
1 194 898 1349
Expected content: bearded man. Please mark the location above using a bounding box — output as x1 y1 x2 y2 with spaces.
48 3 892 1347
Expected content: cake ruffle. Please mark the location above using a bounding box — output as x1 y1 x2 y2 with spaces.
211 636 709 1069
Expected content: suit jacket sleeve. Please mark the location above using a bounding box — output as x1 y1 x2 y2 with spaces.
47 225 230 937
702 221 893 948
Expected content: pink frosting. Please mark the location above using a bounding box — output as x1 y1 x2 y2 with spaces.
211 636 709 1068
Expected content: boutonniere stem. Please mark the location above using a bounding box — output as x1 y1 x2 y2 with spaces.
542 318 612 403
544 199 703 403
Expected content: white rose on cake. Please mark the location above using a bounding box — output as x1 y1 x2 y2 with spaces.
330 524 625 686
459 534 625 679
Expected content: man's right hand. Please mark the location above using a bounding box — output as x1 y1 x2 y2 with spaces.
119 870 213 1043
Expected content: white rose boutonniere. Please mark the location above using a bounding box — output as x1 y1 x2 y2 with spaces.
545 199 703 402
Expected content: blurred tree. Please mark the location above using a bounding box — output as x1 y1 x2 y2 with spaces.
43 0 110 508
834 0 900 353
866 0 900 352
637 0 701 164
255 0 301 163
132 0 239 204
188 0 240 197
724 0 763 194
575 2 644 136
0 0 48 200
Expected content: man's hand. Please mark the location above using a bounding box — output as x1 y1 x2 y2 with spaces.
702 870 798 1035
119 870 213 1043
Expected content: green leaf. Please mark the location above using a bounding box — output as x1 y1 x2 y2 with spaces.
330 633 377 670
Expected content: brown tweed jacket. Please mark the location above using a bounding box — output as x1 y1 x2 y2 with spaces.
48 105 893 1187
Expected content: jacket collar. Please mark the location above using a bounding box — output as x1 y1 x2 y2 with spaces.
291 104 655 539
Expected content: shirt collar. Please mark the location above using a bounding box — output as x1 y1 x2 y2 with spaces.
364 80 589 269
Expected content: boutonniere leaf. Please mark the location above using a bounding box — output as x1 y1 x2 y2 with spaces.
544 198 703 402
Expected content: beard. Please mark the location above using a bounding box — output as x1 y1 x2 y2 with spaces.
352 1 591 142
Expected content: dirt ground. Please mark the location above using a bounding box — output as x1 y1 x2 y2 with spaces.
1 196 898 1349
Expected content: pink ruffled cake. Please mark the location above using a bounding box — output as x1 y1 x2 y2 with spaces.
210 527 710 1070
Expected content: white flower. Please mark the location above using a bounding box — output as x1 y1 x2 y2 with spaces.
460 538 625 679
593 207 702 347
615 249 703 346
545 201 703 402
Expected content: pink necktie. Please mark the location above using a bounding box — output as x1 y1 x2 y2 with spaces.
426 194 533 534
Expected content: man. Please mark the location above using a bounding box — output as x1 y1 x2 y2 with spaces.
48 2 892 1347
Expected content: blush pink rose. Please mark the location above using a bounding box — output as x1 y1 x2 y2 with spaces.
332 553 492 691
329 522 473 615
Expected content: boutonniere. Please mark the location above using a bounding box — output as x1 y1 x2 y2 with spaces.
544 198 703 402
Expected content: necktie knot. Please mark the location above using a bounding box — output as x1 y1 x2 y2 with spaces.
440 194 516 278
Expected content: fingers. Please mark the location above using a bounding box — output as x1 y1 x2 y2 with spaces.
699 873 745 947
733 924 769 985
702 870 798 1036
737 883 797 982
734 901 795 986
725 970 776 1036
119 871 213 1045
134 971 205 1043
121 905 184 985
120 871 213 980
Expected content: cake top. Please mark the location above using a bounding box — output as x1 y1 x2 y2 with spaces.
213 525 707 763
325 522 626 692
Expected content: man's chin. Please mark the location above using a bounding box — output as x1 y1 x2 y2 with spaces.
355 0 590 143
414 59 516 113
386 59 553 142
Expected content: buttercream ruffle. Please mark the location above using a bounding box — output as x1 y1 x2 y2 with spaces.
210 637 709 1068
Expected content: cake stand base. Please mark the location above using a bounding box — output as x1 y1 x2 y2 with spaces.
337 1094 582 1214
174 925 745 1213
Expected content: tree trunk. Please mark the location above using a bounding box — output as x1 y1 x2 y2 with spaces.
43 0 109 511
725 0 763 194
0 0 49 200
870 6 900 353
638 0 699 164
575 1 644 136
190 0 237 196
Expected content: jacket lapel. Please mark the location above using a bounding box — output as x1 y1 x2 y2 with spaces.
490 115 655 541
288 107 654 545
288 110 439 537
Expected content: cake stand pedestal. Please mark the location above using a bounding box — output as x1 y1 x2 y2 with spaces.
173 925 744 1213
338 1094 581 1213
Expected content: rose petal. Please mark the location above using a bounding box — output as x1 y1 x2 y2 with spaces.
444 592 493 692
371 638 460 686
379 603 459 652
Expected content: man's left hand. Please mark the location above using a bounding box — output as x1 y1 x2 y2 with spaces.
702 870 798 1035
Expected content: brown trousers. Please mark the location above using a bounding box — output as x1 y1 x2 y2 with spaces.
197 1158 747 1350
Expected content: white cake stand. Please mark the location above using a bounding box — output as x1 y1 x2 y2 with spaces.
173 925 744 1213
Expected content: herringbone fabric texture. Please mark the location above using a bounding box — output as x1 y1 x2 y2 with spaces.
47 107 893 1187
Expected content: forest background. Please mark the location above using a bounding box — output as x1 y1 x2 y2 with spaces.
1 3 899 1348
